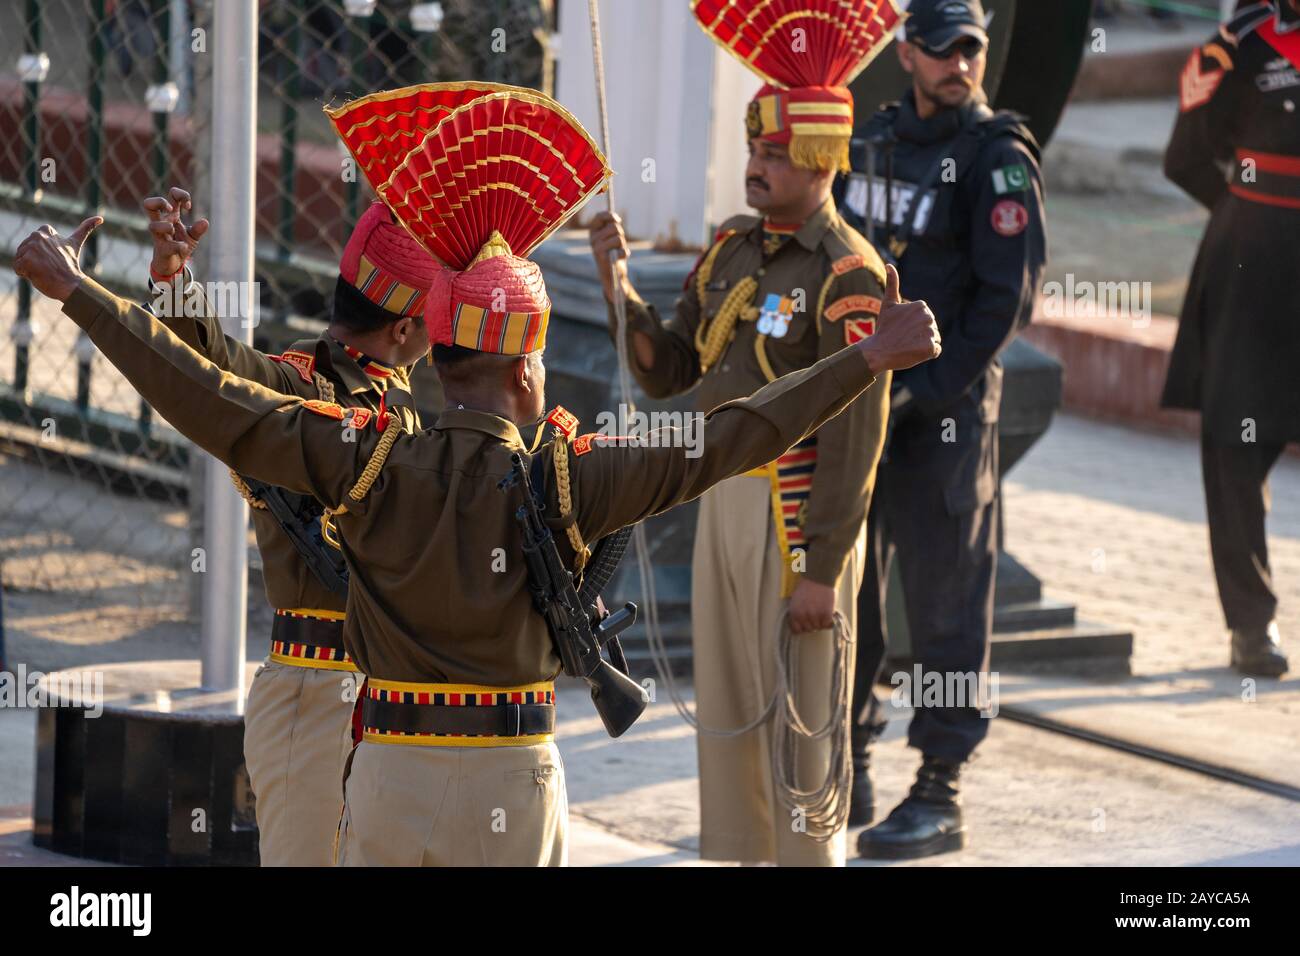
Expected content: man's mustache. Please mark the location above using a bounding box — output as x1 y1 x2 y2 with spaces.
747 178 770 190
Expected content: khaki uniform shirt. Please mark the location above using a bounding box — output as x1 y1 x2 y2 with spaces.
148 280 419 613
612 196 891 586
65 279 878 686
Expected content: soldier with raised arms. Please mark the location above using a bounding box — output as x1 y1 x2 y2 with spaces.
139 184 436 866
15 83 939 867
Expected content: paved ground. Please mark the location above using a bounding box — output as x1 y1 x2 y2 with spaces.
3 408 1298 866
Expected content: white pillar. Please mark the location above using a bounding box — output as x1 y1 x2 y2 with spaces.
557 0 760 247
200 0 257 697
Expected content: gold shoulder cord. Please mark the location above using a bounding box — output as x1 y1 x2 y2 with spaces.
332 414 404 513
551 435 590 571
228 471 267 510
227 369 339 509
813 270 838 340
313 372 336 404
692 231 759 374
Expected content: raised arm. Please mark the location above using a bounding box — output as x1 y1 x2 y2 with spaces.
559 265 938 545
588 211 703 399
143 187 307 393
14 220 378 510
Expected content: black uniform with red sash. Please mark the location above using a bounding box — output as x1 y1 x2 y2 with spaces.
1163 1 1300 630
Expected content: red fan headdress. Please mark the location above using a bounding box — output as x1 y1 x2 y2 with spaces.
691 0 902 172
326 83 611 354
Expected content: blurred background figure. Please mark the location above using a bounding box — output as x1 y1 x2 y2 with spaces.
839 0 1047 860
1159 0 1298 678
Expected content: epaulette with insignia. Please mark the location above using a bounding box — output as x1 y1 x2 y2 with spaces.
547 406 579 439
302 399 345 420
271 349 316 385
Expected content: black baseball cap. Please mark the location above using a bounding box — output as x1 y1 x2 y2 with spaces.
904 0 989 52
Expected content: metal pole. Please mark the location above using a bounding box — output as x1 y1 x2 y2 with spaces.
201 0 258 696
76 0 108 415
343 1 375 228
141 0 176 437
13 0 45 398
276 0 303 262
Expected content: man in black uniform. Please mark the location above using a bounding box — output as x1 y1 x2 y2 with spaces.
1161 0 1298 678
836 0 1046 859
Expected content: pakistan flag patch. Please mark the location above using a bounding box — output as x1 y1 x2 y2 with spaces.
991 164 1030 195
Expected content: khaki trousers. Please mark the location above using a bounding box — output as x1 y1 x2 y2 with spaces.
335 740 568 866
243 660 357 866
692 474 865 866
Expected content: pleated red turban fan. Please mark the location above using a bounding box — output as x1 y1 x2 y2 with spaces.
691 0 902 172
326 83 612 354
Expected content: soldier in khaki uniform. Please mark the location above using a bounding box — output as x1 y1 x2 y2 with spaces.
588 0 901 865
140 188 435 865
16 82 939 866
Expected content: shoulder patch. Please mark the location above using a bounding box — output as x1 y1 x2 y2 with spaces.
825 295 883 323
1180 47 1227 112
991 163 1031 195
302 399 345 421
547 406 579 439
572 433 597 457
990 199 1030 237
844 317 876 345
824 224 887 284
271 349 315 385
345 407 373 430
832 253 871 276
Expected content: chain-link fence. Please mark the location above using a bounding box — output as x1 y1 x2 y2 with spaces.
0 1 552 635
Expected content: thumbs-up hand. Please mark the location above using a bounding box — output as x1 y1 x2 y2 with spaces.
856 264 942 376
12 216 104 303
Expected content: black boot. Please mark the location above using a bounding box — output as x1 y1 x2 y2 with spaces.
1231 622 1288 678
848 753 874 827
857 755 966 860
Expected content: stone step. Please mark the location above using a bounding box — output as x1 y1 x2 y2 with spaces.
993 599 1077 634
990 621 1134 676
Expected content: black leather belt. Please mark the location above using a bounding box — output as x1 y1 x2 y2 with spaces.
271 612 346 652
362 697 556 737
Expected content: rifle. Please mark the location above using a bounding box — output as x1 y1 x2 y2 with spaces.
499 452 647 738
237 475 350 600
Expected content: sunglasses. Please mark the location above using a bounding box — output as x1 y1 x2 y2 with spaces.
915 36 986 61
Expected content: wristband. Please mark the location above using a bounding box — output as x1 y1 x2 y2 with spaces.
149 258 189 284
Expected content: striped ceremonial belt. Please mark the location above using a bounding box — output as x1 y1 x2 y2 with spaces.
361 679 556 747
269 608 357 671
1232 149 1300 210
741 436 817 598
